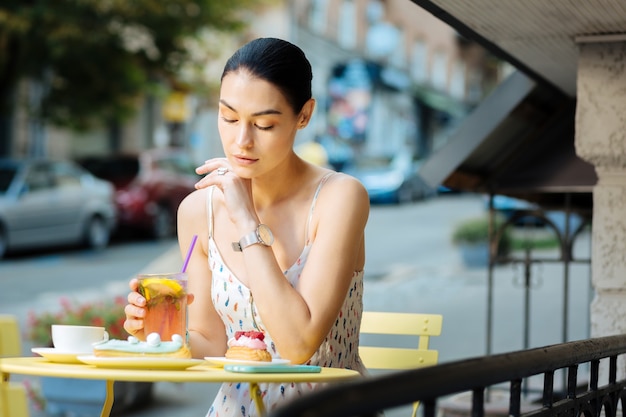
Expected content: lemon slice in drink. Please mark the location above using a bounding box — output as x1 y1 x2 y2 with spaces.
139 278 184 302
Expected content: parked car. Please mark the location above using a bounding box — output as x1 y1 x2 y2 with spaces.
344 153 435 204
0 158 117 259
77 148 200 239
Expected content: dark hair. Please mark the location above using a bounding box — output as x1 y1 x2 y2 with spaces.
221 38 313 115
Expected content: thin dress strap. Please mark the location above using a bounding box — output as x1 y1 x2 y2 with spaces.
206 186 215 239
305 172 335 243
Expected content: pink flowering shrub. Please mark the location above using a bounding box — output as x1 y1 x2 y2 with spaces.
26 296 128 347
23 379 46 411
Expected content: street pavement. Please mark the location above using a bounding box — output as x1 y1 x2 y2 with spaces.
15 194 592 417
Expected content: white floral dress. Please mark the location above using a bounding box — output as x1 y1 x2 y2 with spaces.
205 173 365 416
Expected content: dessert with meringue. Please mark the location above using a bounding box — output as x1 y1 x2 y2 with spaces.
225 331 272 362
93 333 191 358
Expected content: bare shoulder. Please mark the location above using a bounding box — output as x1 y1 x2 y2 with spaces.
325 171 368 196
178 187 209 220
319 171 369 213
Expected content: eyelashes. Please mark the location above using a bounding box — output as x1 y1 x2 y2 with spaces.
220 117 274 131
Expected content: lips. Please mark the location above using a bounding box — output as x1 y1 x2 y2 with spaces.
233 155 258 165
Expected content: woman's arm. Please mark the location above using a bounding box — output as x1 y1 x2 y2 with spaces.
243 174 369 363
177 189 228 358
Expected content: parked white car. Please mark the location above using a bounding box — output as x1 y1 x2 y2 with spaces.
0 158 117 258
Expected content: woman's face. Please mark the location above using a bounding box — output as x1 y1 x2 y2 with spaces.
218 70 302 179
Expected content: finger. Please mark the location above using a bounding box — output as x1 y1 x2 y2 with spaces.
124 318 143 330
195 164 211 175
194 175 215 190
129 278 139 291
123 319 145 337
187 293 195 305
195 172 230 190
125 303 146 319
127 291 146 307
196 158 228 174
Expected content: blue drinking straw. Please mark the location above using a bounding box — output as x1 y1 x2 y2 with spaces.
181 234 198 273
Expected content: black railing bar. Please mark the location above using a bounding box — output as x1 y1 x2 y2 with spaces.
609 356 617 383
267 372 617 417
472 387 484 417
268 335 626 417
270 376 626 417
543 371 554 407
423 398 436 417
567 365 578 399
405 335 626 395
510 379 522 416
487 382 616 417
590 359 599 390
523 396 590 417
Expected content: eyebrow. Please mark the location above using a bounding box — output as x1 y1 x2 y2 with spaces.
219 99 283 117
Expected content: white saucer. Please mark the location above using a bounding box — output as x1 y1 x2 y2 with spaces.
204 357 290 368
31 347 91 364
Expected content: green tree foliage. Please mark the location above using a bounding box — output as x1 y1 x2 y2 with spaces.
0 0 258 135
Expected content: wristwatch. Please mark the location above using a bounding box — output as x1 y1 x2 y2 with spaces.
231 224 274 252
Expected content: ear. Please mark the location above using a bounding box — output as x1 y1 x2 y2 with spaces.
297 99 316 129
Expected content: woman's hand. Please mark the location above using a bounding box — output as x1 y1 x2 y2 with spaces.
194 158 258 232
194 157 231 188
123 278 147 340
123 278 196 342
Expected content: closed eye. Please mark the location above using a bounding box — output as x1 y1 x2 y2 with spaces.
255 124 273 131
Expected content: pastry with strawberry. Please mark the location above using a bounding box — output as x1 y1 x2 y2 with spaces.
225 330 272 362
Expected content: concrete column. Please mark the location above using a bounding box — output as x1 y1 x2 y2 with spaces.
575 40 626 378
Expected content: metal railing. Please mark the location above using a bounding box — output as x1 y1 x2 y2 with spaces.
268 334 626 417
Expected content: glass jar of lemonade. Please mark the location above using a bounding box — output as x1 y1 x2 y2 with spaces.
137 272 188 343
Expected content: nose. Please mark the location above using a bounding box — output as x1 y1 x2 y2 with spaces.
235 124 253 148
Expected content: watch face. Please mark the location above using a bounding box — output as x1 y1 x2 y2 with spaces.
258 224 274 246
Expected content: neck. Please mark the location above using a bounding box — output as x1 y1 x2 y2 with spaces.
251 155 310 210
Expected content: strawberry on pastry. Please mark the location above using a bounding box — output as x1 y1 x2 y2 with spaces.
235 331 265 341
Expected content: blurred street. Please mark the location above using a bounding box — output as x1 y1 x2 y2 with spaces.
0 193 592 417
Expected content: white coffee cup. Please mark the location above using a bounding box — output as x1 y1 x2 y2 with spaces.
51 325 109 353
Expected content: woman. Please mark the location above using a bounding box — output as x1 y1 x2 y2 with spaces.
124 37 369 416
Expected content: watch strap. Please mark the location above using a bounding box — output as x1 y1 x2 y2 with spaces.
231 230 258 252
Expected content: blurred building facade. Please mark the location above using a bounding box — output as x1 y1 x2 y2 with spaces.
291 0 504 165
12 0 506 167
195 0 507 168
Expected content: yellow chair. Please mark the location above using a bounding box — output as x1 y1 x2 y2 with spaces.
0 315 22 357
0 315 30 417
359 311 443 417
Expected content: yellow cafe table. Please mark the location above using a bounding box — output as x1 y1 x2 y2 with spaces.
0 357 361 417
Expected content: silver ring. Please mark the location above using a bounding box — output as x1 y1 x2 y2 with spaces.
217 167 228 176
